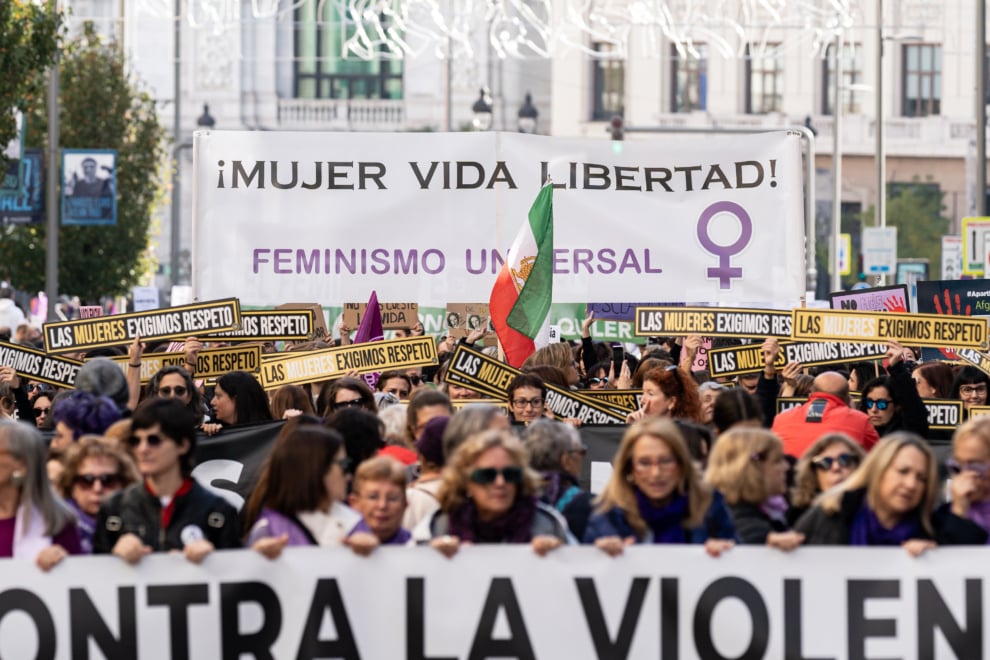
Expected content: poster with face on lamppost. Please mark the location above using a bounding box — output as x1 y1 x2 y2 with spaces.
61 149 117 225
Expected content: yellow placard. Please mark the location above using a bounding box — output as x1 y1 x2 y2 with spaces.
205 309 315 342
578 389 642 413
109 345 262 383
451 398 509 412
707 343 786 377
634 306 792 339
791 309 988 349
43 299 241 354
0 341 83 388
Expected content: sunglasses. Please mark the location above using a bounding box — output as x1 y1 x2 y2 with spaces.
127 434 165 448
27 384 52 393
812 453 860 471
32 406 50 416
409 375 422 385
588 377 608 385
469 466 523 485
946 459 990 477
864 399 890 411
335 456 354 472
158 386 188 397
73 474 122 489
335 398 365 409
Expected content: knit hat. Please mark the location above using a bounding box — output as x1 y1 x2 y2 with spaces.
75 357 129 410
415 415 449 467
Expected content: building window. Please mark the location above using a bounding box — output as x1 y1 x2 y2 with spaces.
591 43 624 120
293 0 403 99
902 44 940 117
746 44 783 114
671 44 708 113
822 43 863 115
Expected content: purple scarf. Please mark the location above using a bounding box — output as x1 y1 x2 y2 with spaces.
849 504 922 546
635 489 688 544
66 498 95 554
446 496 537 543
348 518 411 545
965 499 990 544
760 495 790 526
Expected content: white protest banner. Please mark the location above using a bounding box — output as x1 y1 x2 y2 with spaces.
132 285 159 311
193 132 805 306
0 546 987 659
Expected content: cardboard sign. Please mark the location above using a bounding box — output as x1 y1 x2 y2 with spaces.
0 341 83 388
635 306 792 339
579 389 642 414
451 399 509 412
43 299 241 354
828 284 910 313
205 309 316 342
342 302 418 330
791 309 988 349
445 344 627 425
707 343 785 378
259 336 438 389
109 345 262 383
79 306 104 319
445 303 495 345
924 399 964 430
586 303 661 322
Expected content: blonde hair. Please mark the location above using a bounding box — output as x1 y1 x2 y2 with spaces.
952 416 990 455
790 433 865 509
437 430 541 512
816 432 936 536
351 456 408 497
522 342 573 372
704 427 783 505
595 419 713 539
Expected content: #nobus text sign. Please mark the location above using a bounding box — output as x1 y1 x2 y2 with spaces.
42 299 241 354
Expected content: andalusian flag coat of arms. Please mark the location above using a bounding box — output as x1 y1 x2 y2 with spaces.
489 183 554 367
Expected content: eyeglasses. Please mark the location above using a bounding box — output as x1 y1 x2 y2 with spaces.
335 456 354 472
335 398 364 409
408 375 422 385
511 398 543 409
158 386 188 397
588 377 608 385
27 384 52 394
470 466 523 485
632 456 678 472
864 399 890 411
946 459 990 477
128 434 165 448
568 446 588 458
358 491 404 505
73 473 122 490
812 453 859 471
385 388 410 398
32 406 50 417
960 385 988 397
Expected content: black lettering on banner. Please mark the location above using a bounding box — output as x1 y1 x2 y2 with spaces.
693 577 769 660
660 578 678 660
70 587 137 659
0 588 56 660
783 580 833 660
146 583 210 660
575 577 648 659
0 340 83 388
297 579 360 660
220 582 282 660
916 579 982 659
406 578 457 660
468 578 535 660
847 580 898 660
634 306 791 339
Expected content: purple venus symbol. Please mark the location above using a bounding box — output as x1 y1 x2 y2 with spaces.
696 201 753 289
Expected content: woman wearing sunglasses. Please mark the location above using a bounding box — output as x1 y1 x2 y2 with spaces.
794 432 987 554
946 417 990 539
317 377 377 417
855 341 929 439
417 429 569 556
788 433 865 525
244 416 360 558
57 436 138 553
148 365 206 423
585 419 736 556
93 398 242 564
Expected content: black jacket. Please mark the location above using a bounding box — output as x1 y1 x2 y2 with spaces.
729 501 789 544
93 480 241 553
794 488 987 546
870 362 930 439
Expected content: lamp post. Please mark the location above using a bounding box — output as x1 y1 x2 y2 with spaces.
832 33 844 293
875 0 886 286
517 92 538 133
471 88 493 131
169 103 215 293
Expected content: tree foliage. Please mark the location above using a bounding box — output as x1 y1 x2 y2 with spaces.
0 0 62 169
886 180 949 277
0 22 168 302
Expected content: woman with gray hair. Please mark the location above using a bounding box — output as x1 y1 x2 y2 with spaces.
441 404 510 459
0 421 82 569
524 419 594 539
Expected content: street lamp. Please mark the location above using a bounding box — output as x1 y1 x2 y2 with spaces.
517 92 538 133
471 88 493 131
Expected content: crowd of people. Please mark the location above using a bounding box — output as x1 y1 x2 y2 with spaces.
1 303 990 572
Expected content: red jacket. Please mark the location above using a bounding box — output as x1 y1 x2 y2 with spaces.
771 392 879 458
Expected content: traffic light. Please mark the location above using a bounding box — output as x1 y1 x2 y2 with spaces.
609 115 624 141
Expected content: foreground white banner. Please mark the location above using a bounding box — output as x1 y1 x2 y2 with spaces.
0 546 983 659
193 131 805 307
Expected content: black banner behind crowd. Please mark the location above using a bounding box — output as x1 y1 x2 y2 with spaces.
189 420 625 505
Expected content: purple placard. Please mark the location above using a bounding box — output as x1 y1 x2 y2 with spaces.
827 284 909 313
586 303 665 321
